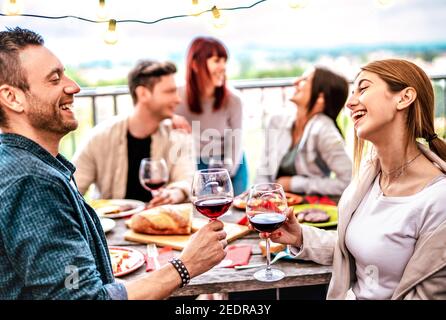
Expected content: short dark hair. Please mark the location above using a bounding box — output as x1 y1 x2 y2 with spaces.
0 27 44 127
127 60 177 104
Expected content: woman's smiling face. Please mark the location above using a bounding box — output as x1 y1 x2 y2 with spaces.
346 70 402 142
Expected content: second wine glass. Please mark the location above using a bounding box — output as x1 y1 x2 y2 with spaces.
139 158 169 198
246 183 288 282
191 168 234 221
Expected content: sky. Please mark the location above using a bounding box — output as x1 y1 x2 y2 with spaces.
1 0 446 69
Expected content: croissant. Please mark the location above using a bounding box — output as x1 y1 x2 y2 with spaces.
130 203 193 235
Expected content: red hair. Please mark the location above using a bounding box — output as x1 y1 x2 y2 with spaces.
186 37 229 114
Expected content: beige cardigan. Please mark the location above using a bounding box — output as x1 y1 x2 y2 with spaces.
72 116 196 199
294 143 446 299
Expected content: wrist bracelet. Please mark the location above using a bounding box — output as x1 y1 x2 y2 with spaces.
169 258 191 287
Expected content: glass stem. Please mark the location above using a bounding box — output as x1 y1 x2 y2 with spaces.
266 237 272 275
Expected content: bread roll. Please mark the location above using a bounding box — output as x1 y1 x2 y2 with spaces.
259 240 286 257
130 203 193 235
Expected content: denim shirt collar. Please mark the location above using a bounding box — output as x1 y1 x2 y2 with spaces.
0 133 75 180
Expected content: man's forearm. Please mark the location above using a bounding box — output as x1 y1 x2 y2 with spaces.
124 263 182 300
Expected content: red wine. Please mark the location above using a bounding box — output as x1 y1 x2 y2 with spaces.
143 179 167 190
248 212 286 233
194 197 233 219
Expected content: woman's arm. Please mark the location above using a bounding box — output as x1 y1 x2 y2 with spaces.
266 208 337 266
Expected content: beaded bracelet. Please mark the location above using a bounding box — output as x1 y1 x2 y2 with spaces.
169 258 191 287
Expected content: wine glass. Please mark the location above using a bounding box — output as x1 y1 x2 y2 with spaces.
246 183 287 282
139 158 169 198
191 168 234 221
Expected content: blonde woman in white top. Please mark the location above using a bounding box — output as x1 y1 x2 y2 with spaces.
264 59 446 299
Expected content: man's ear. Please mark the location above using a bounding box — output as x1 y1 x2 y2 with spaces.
0 85 25 113
135 85 151 102
396 87 417 111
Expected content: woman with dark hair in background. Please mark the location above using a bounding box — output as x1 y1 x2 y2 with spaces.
176 36 249 195
255 66 352 196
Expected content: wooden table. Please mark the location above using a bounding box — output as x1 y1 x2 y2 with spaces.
106 207 333 298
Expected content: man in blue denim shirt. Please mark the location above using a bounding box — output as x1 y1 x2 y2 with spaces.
0 27 227 299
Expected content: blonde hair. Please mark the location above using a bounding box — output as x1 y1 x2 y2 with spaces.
353 59 446 177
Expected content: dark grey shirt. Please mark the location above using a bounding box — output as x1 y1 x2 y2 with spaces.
0 133 127 299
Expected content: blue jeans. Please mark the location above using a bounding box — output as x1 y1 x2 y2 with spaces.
197 153 249 196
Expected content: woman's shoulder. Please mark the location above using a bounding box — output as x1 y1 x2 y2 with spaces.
225 86 243 107
311 113 337 129
415 176 446 232
424 175 446 200
309 114 343 138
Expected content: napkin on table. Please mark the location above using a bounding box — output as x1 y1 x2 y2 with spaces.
305 195 336 206
216 244 252 268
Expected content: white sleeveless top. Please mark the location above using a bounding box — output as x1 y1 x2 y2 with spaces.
345 174 446 299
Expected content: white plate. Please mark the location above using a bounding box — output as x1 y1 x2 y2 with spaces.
100 218 116 233
108 246 145 277
90 199 145 218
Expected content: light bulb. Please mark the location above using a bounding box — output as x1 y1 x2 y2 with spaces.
5 0 22 15
211 6 227 29
190 0 203 16
97 0 108 21
104 19 118 45
288 0 309 9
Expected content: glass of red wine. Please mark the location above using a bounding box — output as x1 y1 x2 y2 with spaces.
191 168 234 221
139 158 169 198
246 183 287 282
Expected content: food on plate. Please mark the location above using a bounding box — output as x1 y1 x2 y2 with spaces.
233 191 303 210
285 192 304 206
98 204 137 215
232 191 249 209
259 240 286 257
90 199 139 216
130 203 193 235
109 249 130 274
297 208 330 223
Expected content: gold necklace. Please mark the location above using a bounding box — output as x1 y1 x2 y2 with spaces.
379 152 422 195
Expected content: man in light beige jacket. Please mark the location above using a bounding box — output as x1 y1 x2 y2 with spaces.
73 60 195 206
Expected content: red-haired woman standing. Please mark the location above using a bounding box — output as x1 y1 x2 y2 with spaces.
176 37 248 195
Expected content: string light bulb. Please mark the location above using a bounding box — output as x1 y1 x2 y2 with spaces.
288 0 309 9
104 19 118 45
97 0 108 21
5 0 22 16
190 0 203 16
211 6 227 29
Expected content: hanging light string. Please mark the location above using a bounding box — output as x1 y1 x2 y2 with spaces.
0 0 268 25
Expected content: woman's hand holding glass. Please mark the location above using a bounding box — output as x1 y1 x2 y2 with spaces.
259 207 303 247
246 183 288 282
